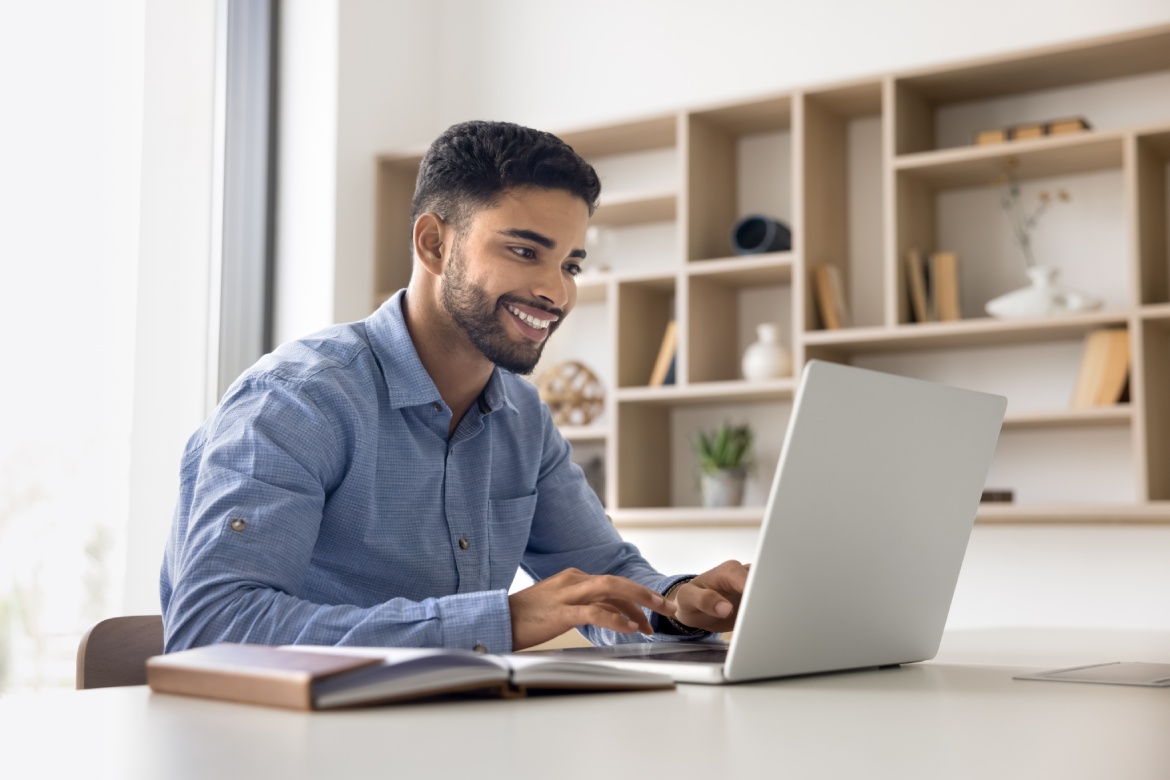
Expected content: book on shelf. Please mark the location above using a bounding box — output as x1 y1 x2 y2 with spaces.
905 249 931 323
1047 116 1091 136
648 320 678 386
929 251 961 322
812 264 850 330
1070 328 1130 409
146 643 674 711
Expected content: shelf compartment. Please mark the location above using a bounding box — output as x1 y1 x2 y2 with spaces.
1137 318 1170 501
615 276 677 389
558 114 678 159
1003 405 1132 430
803 312 1131 354
685 95 794 262
591 190 676 228
1135 128 1170 306
895 132 1124 189
374 153 424 303
615 378 795 406
892 24 1170 155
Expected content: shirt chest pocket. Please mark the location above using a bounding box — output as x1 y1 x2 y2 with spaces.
488 492 537 589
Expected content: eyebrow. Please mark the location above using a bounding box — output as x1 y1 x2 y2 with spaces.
499 228 587 259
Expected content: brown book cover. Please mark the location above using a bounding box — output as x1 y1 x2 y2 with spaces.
648 320 678 386
1047 117 1091 135
1011 123 1045 141
1070 329 1130 409
929 252 961 321
905 249 931 323
147 643 673 711
975 128 1008 145
813 265 850 330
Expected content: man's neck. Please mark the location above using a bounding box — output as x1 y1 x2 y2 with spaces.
401 291 493 436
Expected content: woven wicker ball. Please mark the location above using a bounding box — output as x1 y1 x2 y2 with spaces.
535 360 604 427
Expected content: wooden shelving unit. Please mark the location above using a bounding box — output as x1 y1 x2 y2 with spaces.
375 24 1170 527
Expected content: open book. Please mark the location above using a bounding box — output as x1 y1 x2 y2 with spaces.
146 643 674 710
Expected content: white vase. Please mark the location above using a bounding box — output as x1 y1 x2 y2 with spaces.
741 323 792 380
984 266 1102 319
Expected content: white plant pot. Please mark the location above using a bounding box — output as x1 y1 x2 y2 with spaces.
741 323 792 380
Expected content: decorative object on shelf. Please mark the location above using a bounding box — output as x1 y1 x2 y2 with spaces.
984 160 1101 319
730 215 791 255
985 266 1101 318
647 320 678 386
692 422 753 508
974 116 1091 145
741 323 792 380
535 360 605 426
582 225 614 274
811 264 851 330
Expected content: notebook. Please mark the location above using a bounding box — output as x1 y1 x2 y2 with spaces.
541 360 1006 684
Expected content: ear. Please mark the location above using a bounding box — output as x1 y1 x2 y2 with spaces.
413 212 448 276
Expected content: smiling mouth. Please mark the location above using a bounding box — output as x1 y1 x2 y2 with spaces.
505 303 554 333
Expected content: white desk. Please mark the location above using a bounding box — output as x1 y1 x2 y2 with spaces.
3 629 1167 779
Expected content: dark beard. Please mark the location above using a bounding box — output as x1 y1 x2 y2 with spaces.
439 242 562 375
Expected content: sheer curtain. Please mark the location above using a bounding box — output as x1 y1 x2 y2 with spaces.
0 0 145 691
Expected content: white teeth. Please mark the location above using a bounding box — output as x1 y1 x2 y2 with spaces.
507 304 550 330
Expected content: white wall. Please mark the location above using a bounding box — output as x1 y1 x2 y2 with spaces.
283 0 1170 631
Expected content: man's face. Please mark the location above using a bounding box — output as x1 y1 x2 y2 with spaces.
439 186 589 375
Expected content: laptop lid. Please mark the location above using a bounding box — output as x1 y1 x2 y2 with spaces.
536 361 1005 684
722 360 1006 682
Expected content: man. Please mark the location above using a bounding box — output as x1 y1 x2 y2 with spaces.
161 120 748 654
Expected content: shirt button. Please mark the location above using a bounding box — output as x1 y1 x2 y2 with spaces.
458 537 470 550
229 518 247 532
473 644 487 654
431 401 442 411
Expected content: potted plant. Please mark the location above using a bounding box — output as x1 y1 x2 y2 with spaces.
692 422 753 508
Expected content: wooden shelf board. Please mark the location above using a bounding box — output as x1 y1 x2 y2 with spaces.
560 425 610 443
895 132 1124 189
616 379 795 406
592 191 676 227
686 252 794 286
976 503 1170 525
803 312 1131 353
690 94 793 135
611 502 1170 529
609 506 765 529
557 114 677 158
1139 303 1170 322
1003 405 1132 430
896 25 1170 103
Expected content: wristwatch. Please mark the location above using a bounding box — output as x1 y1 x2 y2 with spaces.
661 576 709 637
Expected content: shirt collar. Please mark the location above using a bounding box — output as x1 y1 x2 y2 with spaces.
366 290 519 415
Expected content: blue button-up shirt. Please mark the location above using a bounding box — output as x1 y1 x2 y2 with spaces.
161 290 683 653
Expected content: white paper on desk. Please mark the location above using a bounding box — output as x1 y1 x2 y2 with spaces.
1014 661 1170 687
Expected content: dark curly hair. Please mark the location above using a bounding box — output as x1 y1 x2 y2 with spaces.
411 120 601 230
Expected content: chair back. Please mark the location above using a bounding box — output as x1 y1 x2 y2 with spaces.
76 615 164 689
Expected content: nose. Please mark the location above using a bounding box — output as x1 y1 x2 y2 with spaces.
532 262 573 310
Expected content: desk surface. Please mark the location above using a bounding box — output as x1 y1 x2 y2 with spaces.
3 629 1168 780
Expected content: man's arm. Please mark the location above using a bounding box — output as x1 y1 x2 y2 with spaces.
161 376 512 653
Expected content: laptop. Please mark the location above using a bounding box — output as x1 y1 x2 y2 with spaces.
541 360 1006 684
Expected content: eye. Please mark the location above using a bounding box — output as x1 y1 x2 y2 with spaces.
564 262 582 277
510 246 537 260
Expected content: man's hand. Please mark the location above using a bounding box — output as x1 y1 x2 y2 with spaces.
508 568 677 651
668 560 750 634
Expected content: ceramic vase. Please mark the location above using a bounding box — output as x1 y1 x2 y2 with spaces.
985 266 1102 319
700 468 747 508
741 323 792 380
